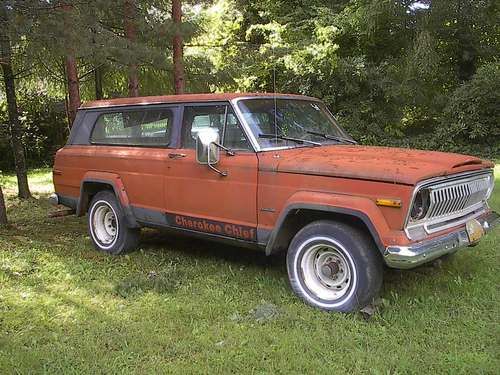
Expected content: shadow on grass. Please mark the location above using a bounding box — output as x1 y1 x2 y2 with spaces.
2 194 490 315
139 228 283 267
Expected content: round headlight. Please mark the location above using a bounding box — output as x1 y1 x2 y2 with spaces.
410 189 430 221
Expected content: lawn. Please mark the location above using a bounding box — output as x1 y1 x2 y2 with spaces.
1 167 499 374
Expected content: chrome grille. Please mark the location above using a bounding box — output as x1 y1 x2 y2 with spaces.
426 174 491 219
406 170 494 239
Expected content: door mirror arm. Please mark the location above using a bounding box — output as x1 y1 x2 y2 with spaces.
208 141 228 177
212 141 235 156
195 128 230 177
208 160 227 177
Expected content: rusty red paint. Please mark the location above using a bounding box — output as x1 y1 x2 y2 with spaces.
260 145 493 185
54 93 495 252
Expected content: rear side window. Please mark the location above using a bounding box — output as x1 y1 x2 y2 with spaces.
91 108 173 146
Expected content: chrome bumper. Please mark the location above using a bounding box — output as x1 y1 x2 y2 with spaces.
384 211 499 269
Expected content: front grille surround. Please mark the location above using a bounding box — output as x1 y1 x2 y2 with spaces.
405 170 494 239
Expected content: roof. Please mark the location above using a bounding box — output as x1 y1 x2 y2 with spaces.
80 92 318 109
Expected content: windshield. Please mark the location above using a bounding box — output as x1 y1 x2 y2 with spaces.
236 98 354 149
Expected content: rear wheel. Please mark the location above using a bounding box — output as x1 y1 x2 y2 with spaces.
88 190 139 255
287 220 383 312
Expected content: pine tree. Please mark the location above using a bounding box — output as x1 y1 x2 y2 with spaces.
0 184 7 225
0 4 31 199
125 0 140 97
62 4 81 125
172 0 185 94
94 65 104 99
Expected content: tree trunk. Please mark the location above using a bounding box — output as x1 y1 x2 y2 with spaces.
94 65 103 99
0 5 31 199
63 4 81 126
65 55 81 126
0 184 7 225
91 25 104 100
172 0 185 94
125 0 139 97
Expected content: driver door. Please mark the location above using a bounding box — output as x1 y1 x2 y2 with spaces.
165 103 259 242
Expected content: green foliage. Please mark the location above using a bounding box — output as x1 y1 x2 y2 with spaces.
0 89 67 171
436 62 500 156
190 0 499 157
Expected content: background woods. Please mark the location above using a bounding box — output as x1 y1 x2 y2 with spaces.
0 0 499 177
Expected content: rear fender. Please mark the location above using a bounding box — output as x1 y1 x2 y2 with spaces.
78 171 139 228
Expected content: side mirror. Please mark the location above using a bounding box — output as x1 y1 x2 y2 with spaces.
196 128 220 165
195 128 229 177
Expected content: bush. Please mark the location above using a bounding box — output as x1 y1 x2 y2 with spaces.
435 62 500 157
331 61 499 159
0 90 68 172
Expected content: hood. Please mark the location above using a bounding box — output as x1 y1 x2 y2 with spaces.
265 145 493 185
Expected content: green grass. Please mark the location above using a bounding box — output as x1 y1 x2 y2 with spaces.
1 167 499 374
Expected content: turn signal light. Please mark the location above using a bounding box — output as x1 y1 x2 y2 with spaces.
376 198 402 208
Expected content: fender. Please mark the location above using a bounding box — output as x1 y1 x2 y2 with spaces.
78 171 139 228
264 191 401 256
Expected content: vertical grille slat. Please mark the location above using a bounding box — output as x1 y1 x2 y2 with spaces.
448 186 457 213
434 190 443 217
448 186 456 213
439 189 447 216
438 189 448 217
457 184 467 211
437 189 446 217
450 185 461 213
428 190 438 217
460 184 471 210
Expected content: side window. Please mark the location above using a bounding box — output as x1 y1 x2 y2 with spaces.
182 105 251 151
91 108 173 146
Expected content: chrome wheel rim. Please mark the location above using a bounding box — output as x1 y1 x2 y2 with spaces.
91 202 118 247
300 242 353 301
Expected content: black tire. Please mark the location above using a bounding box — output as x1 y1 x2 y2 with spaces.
87 190 140 255
287 220 383 312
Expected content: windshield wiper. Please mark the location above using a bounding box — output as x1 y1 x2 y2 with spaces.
258 133 322 147
304 130 357 145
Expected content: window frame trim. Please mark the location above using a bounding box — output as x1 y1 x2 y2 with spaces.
231 96 350 152
89 104 178 148
179 101 255 152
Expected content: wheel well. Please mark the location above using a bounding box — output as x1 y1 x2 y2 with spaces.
77 181 114 216
267 208 382 255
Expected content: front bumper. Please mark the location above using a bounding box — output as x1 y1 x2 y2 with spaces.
384 211 499 269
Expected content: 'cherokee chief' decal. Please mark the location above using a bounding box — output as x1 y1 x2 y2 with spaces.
165 213 256 241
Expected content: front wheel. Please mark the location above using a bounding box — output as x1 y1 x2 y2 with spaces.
88 190 140 255
287 220 383 312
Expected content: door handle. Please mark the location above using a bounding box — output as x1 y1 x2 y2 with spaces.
168 152 186 159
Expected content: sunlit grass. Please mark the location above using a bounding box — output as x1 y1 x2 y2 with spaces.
0 167 499 373
0 168 53 196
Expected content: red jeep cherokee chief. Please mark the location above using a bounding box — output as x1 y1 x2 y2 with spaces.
51 93 499 312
